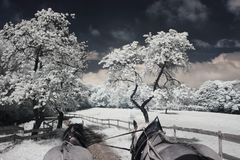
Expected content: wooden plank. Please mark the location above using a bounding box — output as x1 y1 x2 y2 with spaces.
24 128 52 134
20 132 55 140
218 131 223 158
173 125 177 141
174 126 218 136
223 133 240 144
223 153 240 160
0 135 15 143
44 117 58 120
162 125 240 144
0 126 24 134
162 125 218 136
162 125 174 129
0 126 23 131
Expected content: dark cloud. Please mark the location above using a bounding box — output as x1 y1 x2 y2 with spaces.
227 0 240 15
215 39 240 48
193 39 212 49
110 29 136 42
192 38 240 50
146 0 208 25
89 26 101 37
1 0 11 9
0 0 240 74
12 13 22 23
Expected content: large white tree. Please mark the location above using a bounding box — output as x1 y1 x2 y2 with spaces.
100 29 194 123
0 9 87 133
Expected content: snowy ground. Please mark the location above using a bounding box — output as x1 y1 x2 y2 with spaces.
0 121 65 160
0 139 62 160
0 108 239 160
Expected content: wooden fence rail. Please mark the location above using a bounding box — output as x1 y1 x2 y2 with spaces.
67 113 240 160
0 129 55 143
67 114 134 130
0 119 57 144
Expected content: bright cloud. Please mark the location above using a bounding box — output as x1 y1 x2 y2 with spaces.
176 52 240 88
82 69 107 86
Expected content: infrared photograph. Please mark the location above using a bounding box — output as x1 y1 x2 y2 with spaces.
0 0 240 160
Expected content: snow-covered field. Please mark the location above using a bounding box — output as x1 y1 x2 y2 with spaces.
0 108 239 160
0 139 62 160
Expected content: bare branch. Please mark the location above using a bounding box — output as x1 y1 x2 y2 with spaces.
163 70 181 87
141 96 153 108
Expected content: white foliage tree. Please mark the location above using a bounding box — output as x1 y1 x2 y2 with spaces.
89 83 133 108
100 29 194 122
89 85 111 107
0 9 87 133
196 80 240 113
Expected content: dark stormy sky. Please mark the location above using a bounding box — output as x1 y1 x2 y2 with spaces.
1 0 240 86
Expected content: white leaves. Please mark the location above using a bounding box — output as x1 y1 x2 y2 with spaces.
99 29 194 110
143 29 194 70
195 80 240 112
0 9 87 110
100 29 194 87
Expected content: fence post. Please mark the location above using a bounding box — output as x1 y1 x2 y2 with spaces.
128 122 131 130
218 131 223 159
108 119 110 128
20 128 24 136
13 134 16 143
173 125 177 141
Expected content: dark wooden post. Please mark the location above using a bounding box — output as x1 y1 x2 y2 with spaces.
218 131 223 159
173 125 177 141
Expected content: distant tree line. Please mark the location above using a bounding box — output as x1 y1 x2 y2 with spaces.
89 80 240 114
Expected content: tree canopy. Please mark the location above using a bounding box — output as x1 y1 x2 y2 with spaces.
100 29 194 122
0 8 87 111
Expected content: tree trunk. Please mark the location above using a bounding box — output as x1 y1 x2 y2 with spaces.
165 108 168 114
56 108 64 128
32 107 44 136
140 107 149 123
131 84 152 123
